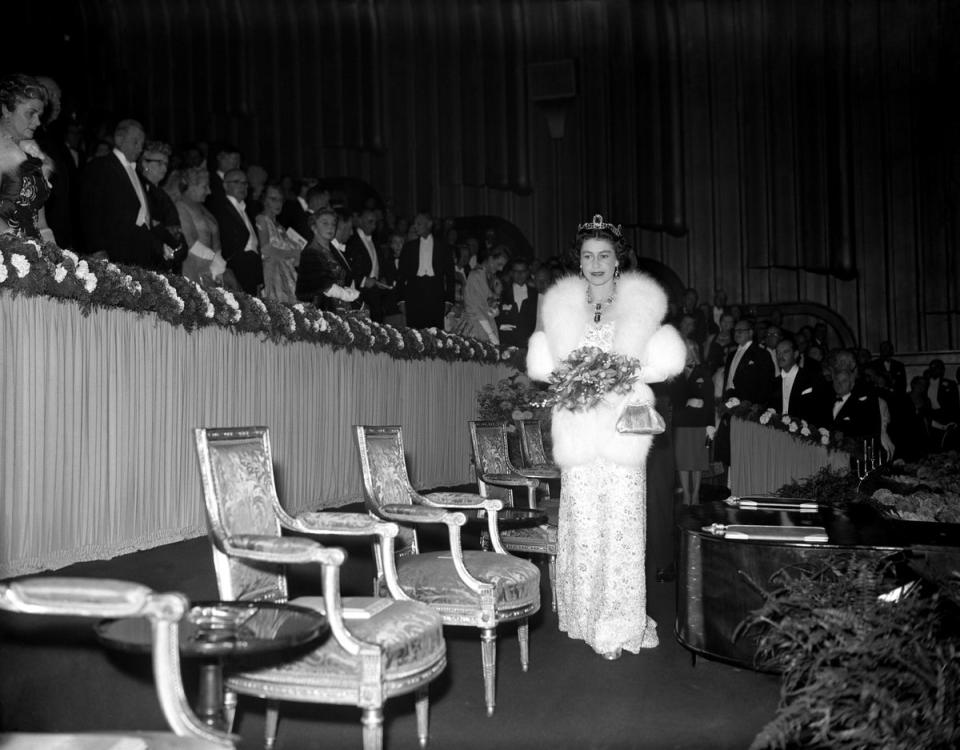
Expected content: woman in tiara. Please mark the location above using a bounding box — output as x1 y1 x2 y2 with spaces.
526 214 685 659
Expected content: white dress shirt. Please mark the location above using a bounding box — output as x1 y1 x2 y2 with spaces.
417 235 435 277
226 195 259 253
358 229 380 279
780 365 799 414
833 392 851 419
928 377 941 410
114 148 149 227
512 283 528 307
726 343 750 392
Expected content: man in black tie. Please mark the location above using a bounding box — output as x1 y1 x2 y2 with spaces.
208 168 262 295
723 320 775 405
346 208 386 321
497 258 538 349
81 119 173 269
871 340 907 394
766 338 820 424
397 212 455 329
818 350 881 439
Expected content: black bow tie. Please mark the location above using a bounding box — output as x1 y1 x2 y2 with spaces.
835 395 845 402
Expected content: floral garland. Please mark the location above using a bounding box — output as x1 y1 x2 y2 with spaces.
537 346 640 412
719 396 859 454
0 234 504 364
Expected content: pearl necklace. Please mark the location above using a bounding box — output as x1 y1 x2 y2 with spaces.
586 282 616 323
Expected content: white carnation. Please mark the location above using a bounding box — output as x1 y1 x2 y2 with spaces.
83 275 97 293
62 249 79 265
759 412 771 425
54 265 67 283
724 397 740 409
11 253 30 278
788 422 798 433
800 426 811 437
0 263 7 283
76 260 90 278
821 435 831 445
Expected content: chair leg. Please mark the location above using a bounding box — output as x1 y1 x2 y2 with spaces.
415 686 429 748
548 555 557 613
480 627 497 716
517 617 529 672
264 700 280 750
223 689 238 732
361 706 384 750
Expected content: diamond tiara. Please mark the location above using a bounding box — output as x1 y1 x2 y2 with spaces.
577 214 622 238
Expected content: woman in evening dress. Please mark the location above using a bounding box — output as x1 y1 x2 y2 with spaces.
256 183 302 304
0 74 52 241
526 215 686 659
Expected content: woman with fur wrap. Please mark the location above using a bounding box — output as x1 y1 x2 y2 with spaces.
526 216 686 659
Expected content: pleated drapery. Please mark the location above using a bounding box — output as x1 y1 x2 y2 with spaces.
728 417 850 497
0 294 508 578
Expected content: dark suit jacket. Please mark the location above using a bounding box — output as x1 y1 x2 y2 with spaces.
81 153 165 268
767 366 820 424
724 342 775 405
930 377 960 423
497 283 539 349
143 180 187 273
208 195 262 295
397 235 455 329
821 386 881 439
871 357 907 394
37 133 80 250
278 199 313 246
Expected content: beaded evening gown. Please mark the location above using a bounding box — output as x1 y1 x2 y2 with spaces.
0 155 51 239
257 214 301 304
555 320 659 655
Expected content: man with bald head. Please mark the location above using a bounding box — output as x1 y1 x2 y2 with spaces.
397 212 455 329
81 118 173 268
208 167 262 295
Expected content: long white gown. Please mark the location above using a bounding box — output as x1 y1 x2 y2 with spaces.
554 320 658 654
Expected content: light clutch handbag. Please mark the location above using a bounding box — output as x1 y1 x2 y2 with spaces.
616 400 666 435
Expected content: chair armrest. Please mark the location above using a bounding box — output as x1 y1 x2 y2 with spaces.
285 511 399 539
420 493 504 512
0 577 156 618
479 472 540 490
224 534 346 568
380 503 467 526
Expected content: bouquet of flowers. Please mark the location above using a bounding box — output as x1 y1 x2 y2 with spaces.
538 346 641 412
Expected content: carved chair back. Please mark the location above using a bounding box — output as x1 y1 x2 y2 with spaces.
354 424 419 556
468 420 516 506
518 419 551 466
194 426 289 602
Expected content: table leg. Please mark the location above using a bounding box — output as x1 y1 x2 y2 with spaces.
197 659 224 728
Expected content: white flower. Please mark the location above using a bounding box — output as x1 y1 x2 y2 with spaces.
764 408 777 416
724 397 740 409
62 249 79 265
800 426 811 437
818 427 830 437
781 415 792 426
821 435 831 445
76 260 90 278
54 265 67 283
501 351 510 360
293 303 306 313
222 291 239 310
83 275 97 293
251 297 267 314
0 263 7 283
10 253 30 278
788 422 798 433
759 412 771 425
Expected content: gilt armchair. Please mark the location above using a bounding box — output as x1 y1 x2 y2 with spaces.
517 419 562 489
0 576 235 749
194 426 446 750
354 424 541 716
468 420 559 612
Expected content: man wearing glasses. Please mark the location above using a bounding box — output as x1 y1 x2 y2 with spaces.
209 168 262 295
724 320 775 405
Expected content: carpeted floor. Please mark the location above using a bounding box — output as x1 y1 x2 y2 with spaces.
0 491 779 750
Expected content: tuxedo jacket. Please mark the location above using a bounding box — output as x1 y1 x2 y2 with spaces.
81 153 165 268
345 233 381 288
724 342 775 405
397 236 455 303
820 386 881 439
767 366 821 424
871 357 907 393
279 199 313 245
497 283 539 349
143 180 187 272
208 195 262 295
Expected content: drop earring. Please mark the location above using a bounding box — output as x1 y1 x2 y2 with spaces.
614 266 621 279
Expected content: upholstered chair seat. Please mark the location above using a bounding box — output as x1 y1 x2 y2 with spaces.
194 426 447 750
354 425 541 717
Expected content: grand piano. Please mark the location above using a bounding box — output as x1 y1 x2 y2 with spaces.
675 498 960 669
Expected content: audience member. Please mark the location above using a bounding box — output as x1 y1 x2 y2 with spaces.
674 325 714 505
208 167 262 295
680 287 707 345
34 75 78 249
872 340 907 393
497 257 538 350
244 164 268 220
818 349 880 440
709 288 728 331
207 144 240 203
397 212 455 330
461 245 508 345
139 140 187 272
723 318 775 405
344 207 387 321
256 182 302 304
175 167 233 288
81 119 174 268
278 177 315 246
925 358 959 447
766 338 820 424
763 325 782 375
295 207 358 311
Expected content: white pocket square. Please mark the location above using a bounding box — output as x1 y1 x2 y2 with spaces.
801 387 813 395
